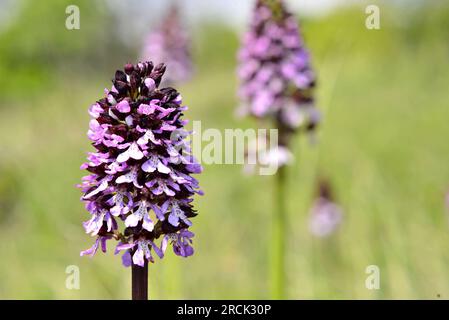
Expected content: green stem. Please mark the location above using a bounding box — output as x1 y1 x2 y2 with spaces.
271 164 287 299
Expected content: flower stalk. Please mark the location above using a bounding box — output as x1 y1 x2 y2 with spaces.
272 163 287 299
132 260 148 300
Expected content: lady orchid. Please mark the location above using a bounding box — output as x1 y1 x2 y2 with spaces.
79 61 202 269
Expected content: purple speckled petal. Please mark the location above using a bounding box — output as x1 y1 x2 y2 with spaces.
168 212 180 227
142 213 154 232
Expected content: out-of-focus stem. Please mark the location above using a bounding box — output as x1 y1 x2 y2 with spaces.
271 164 287 299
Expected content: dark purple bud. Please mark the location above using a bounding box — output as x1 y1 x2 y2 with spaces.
124 63 134 75
115 70 127 82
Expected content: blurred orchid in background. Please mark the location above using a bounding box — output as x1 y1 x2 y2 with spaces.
141 3 193 86
237 0 319 151
309 178 343 238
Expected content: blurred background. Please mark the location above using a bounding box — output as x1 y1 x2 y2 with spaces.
0 0 449 299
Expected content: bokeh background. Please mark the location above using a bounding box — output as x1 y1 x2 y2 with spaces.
0 0 449 299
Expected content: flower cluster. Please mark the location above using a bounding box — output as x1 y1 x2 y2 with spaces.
79 61 202 267
237 0 319 136
309 179 343 238
141 4 193 85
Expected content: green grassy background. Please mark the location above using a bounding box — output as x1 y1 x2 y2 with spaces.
0 0 449 299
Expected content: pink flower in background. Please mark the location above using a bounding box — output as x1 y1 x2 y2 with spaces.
237 0 319 137
141 4 193 85
309 179 343 238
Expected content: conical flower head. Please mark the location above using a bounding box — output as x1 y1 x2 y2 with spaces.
79 61 203 267
238 0 319 134
141 4 193 85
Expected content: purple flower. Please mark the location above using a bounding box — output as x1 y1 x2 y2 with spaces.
124 200 154 232
142 153 171 174
137 100 158 115
116 99 131 113
141 4 193 85
117 143 144 163
80 235 113 257
165 199 192 227
308 179 343 238
115 239 163 267
89 103 103 118
79 61 202 267
309 199 343 238
83 209 117 236
237 0 319 136
107 191 133 216
116 167 143 189
161 230 194 257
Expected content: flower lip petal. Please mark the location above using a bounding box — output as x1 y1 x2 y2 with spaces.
83 179 108 199
137 103 156 115
132 247 145 267
157 162 171 174
142 158 157 173
128 143 144 160
116 100 131 113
